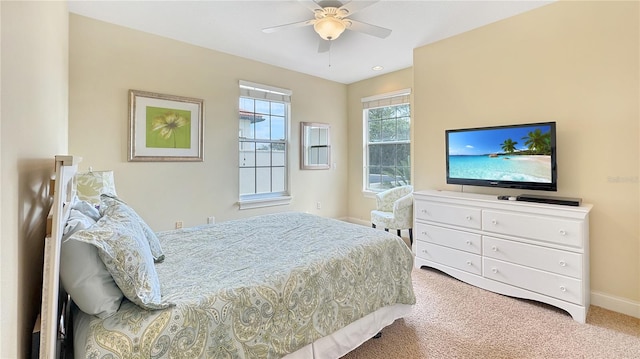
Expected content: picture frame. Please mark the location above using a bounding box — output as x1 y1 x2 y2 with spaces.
128 89 204 161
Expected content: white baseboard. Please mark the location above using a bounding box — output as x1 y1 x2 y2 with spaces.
343 217 370 226
591 291 640 319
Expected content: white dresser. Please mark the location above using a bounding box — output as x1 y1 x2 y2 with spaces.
413 190 592 322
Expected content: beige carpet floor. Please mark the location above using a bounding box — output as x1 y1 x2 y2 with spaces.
342 267 640 359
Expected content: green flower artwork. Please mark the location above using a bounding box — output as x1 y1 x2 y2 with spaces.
146 107 191 149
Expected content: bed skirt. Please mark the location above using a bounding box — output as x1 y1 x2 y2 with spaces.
283 303 412 358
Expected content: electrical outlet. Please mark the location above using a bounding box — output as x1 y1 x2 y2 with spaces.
316 202 322 209
175 221 183 229
207 216 215 224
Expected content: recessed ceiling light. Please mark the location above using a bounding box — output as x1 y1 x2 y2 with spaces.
372 65 384 71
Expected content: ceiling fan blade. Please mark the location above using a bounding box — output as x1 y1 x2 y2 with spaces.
318 38 332 53
262 19 315 34
338 0 379 16
297 0 324 13
347 19 391 39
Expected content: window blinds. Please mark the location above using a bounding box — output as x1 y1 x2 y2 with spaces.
361 88 411 109
239 80 292 103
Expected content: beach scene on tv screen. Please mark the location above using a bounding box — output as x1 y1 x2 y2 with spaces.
448 125 553 183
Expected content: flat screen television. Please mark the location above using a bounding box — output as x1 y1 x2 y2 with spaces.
446 122 557 191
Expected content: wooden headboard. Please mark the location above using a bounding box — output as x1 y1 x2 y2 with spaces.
39 155 81 359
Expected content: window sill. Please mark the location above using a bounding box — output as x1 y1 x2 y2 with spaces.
362 190 378 199
238 195 292 210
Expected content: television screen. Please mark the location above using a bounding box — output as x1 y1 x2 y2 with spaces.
446 122 557 191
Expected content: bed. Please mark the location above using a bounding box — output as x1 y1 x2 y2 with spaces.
39 155 416 358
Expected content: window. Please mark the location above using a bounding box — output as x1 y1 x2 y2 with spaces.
238 81 291 208
363 89 411 192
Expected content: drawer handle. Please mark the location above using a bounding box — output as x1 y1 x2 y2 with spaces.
559 260 566 267
466 240 472 245
422 249 428 254
491 245 498 252
560 286 567 292
466 260 472 266
559 229 567 236
422 231 428 236
465 215 472 221
491 267 498 274
491 219 498 225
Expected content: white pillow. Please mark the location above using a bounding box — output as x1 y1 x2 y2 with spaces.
70 196 100 222
62 209 96 241
60 210 123 318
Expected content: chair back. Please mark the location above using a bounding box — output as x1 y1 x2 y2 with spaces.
376 185 413 212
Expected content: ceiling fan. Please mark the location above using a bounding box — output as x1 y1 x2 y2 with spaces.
262 0 392 53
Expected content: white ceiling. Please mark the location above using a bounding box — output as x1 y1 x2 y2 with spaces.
67 0 552 84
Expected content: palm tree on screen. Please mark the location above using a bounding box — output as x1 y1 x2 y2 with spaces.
500 138 518 154
522 129 551 155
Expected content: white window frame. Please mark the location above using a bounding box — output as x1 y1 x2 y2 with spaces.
238 80 292 209
362 89 412 194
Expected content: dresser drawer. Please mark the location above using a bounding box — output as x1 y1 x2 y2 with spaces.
482 210 584 248
416 223 481 254
483 236 582 279
415 200 481 229
416 241 482 275
483 258 583 305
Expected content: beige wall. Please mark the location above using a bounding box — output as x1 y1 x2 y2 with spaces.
69 15 348 231
346 68 413 223
412 1 639 310
1 1 69 357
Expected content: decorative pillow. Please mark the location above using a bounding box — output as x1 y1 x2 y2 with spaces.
76 170 117 206
62 207 96 241
60 210 123 318
70 195 101 222
99 194 165 262
71 201 171 310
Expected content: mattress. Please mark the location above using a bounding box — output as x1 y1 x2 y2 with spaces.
73 212 416 358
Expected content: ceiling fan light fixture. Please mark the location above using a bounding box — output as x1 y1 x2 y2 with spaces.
313 16 346 41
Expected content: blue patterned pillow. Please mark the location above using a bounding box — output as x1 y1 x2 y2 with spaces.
99 194 165 262
71 201 171 310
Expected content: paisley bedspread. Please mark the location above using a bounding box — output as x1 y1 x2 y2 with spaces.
75 212 416 358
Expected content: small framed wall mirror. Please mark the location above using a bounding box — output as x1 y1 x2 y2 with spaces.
300 122 331 170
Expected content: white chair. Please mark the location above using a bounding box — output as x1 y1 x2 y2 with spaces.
371 185 414 245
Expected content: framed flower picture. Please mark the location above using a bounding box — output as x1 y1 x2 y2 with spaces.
128 90 204 162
